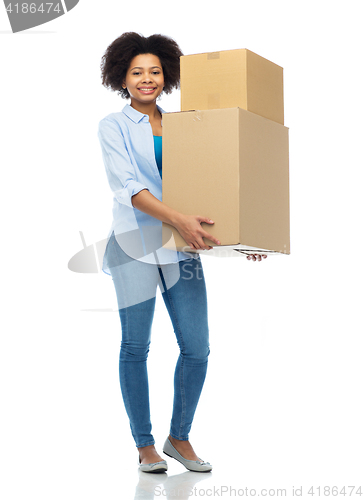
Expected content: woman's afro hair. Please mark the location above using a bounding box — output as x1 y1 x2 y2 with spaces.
100 32 183 98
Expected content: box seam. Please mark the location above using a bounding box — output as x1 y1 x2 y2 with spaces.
237 107 240 245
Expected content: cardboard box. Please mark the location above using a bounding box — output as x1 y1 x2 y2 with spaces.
180 49 284 125
162 108 290 256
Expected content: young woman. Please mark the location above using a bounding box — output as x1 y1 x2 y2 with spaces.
98 32 266 474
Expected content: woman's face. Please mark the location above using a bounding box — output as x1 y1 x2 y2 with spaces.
123 53 164 107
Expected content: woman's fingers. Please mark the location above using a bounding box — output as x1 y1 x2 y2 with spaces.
189 238 213 251
184 216 220 249
196 217 221 246
179 216 269 256
196 216 214 225
201 232 221 247
177 214 223 250
247 254 268 261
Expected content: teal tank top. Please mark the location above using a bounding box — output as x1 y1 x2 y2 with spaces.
153 135 162 179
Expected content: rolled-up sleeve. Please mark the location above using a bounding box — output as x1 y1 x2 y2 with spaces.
98 117 149 209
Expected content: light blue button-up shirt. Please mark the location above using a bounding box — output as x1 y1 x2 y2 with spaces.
98 103 198 274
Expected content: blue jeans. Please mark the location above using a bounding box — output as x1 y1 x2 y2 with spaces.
105 231 210 448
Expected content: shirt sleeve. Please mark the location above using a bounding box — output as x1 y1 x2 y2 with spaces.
98 117 150 209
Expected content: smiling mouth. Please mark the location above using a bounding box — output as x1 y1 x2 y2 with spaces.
138 87 157 93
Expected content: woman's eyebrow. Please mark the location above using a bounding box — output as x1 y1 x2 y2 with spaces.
130 66 162 71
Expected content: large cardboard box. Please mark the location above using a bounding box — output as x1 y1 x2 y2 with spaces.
162 108 290 256
180 49 284 125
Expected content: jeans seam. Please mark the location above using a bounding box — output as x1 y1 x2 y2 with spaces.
179 355 185 438
119 257 132 436
163 276 186 438
114 238 149 447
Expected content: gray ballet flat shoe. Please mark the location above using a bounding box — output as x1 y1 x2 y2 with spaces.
162 438 212 472
138 456 168 473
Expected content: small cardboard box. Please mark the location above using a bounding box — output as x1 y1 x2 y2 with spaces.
180 49 284 125
162 108 290 256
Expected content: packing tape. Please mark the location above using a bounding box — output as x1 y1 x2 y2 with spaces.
193 110 203 122
207 52 220 60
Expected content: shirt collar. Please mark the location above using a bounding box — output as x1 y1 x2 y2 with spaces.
122 103 165 124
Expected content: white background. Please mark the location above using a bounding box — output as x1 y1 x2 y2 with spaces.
1 1 363 498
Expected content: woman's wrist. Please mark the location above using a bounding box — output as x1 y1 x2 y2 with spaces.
132 189 184 228
168 210 184 229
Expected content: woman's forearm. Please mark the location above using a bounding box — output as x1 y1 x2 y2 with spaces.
131 188 221 250
131 189 182 227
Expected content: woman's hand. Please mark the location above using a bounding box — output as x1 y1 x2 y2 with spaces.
247 254 268 261
174 214 221 250
130 191 220 250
